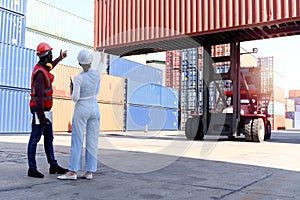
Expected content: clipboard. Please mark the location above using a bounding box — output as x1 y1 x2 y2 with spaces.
34 111 53 124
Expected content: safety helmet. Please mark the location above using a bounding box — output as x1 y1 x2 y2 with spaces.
36 42 52 57
77 49 93 65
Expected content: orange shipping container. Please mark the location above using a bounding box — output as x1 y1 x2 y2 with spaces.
273 115 285 130
52 97 74 132
51 64 81 97
95 0 300 55
289 90 300 98
99 103 125 131
98 74 126 104
285 118 293 129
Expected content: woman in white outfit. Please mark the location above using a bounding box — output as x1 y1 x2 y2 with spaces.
58 49 101 180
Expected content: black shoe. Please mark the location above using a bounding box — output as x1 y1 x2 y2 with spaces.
49 165 69 174
28 169 44 178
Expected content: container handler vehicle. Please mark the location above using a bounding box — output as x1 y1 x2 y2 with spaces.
185 42 272 142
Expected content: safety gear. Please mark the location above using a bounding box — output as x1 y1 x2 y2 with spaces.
45 63 53 71
30 64 54 110
36 43 52 57
77 49 93 65
60 49 67 59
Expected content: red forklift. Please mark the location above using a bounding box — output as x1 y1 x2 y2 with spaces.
185 42 272 142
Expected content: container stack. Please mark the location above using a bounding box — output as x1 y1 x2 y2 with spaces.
0 0 37 133
109 56 179 131
180 48 203 130
286 90 300 128
258 57 286 130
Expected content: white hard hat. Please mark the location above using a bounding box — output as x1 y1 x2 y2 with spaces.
77 49 93 65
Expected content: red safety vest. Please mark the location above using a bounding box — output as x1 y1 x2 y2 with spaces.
30 64 54 110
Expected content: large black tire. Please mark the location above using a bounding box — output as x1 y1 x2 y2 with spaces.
185 117 204 140
244 119 253 142
252 118 265 142
264 121 272 140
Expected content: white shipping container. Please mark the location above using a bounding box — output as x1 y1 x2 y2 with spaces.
25 29 91 68
26 0 93 46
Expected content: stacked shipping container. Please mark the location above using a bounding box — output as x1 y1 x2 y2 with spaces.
287 90 300 128
0 0 37 133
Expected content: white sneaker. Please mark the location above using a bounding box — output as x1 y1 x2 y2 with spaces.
57 172 77 180
82 172 93 180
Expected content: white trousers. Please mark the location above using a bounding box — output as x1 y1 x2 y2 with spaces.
69 101 100 172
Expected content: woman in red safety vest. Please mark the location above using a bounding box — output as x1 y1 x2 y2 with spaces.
27 42 69 178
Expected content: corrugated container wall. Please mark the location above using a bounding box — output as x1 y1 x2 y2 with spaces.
0 8 25 46
127 80 161 107
0 87 31 133
289 90 300 98
109 55 163 84
99 74 126 104
99 103 125 131
26 0 93 46
25 29 92 68
0 0 27 15
51 64 81 97
94 0 300 51
273 115 285 130
0 42 37 89
126 105 178 131
52 97 74 132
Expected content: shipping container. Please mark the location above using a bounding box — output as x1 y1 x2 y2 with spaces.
26 0 93 46
240 48 257 68
98 74 126 104
285 118 293 129
0 0 27 15
286 98 295 112
0 8 25 46
52 97 74 132
289 90 300 98
296 105 300 112
273 86 285 104
25 29 92 68
294 119 300 128
0 42 36 89
95 0 300 55
109 55 163 84
160 86 179 109
146 60 166 86
127 80 161 107
273 115 285 130
269 101 285 116
0 87 31 133
51 64 81 97
99 103 125 131
126 105 178 131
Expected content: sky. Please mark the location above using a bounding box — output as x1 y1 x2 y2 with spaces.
40 0 300 93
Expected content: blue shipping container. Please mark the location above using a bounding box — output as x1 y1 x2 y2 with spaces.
127 80 179 108
126 105 178 131
0 42 37 88
127 80 161 107
109 55 163 84
0 0 27 15
0 8 25 46
25 29 92 68
160 86 178 109
0 87 31 133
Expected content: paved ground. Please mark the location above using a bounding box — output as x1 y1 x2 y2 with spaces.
0 131 300 200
